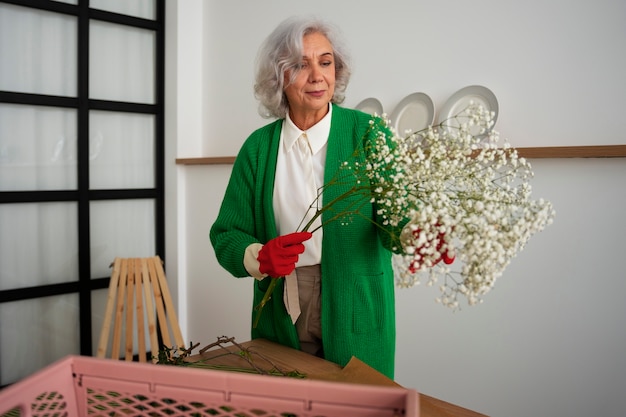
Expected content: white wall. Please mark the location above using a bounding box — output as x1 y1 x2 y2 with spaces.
166 1 626 416
195 0 626 153
395 158 626 416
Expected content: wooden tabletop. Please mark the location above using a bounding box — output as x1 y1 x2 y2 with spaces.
185 338 487 417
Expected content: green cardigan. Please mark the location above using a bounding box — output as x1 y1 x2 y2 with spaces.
210 104 396 379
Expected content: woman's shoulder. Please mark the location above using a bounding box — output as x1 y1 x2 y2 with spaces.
239 118 282 150
234 118 283 164
247 118 283 140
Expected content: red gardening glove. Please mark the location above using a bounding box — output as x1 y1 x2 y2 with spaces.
257 232 313 278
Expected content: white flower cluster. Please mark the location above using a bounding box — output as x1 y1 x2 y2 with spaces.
365 103 555 309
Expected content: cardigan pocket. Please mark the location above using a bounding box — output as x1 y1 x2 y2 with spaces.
352 272 385 334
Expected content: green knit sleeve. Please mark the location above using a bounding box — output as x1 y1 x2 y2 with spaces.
210 134 263 278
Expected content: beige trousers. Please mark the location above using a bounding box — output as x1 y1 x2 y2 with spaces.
293 264 323 357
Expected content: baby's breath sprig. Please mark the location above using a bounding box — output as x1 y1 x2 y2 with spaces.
387 103 555 309
254 103 555 323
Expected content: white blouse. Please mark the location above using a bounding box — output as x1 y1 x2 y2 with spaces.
244 104 331 278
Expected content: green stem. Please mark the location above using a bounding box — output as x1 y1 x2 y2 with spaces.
301 184 372 232
253 277 279 328
252 184 372 328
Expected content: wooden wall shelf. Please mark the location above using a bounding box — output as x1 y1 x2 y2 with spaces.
176 156 236 165
175 145 626 165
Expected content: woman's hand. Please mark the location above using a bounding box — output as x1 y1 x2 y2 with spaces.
257 232 313 278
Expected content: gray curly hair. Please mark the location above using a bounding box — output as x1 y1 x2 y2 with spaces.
254 16 352 119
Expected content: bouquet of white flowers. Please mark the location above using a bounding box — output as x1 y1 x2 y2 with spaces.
255 102 555 325
386 103 555 308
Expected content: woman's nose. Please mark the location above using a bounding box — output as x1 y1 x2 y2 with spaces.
309 64 323 82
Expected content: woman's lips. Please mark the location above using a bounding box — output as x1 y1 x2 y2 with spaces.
307 90 325 98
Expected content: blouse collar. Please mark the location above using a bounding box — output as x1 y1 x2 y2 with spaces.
282 103 332 155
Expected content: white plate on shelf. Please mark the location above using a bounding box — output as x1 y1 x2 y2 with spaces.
437 85 498 136
389 92 435 136
354 97 384 116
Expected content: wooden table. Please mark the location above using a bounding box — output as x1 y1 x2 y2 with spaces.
186 338 487 417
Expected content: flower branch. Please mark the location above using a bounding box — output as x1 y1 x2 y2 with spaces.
255 102 555 323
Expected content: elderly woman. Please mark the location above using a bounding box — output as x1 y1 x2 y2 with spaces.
210 16 397 379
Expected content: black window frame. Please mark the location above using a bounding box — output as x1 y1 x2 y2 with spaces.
0 0 165 385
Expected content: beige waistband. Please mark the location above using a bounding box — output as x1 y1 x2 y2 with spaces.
294 264 321 280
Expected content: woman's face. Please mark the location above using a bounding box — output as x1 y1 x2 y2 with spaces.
283 31 336 127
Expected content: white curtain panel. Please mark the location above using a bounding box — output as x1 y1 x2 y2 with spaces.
90 0 155 20
0 294 81 384
0 103 78 191
0 4 77 96
0 1 157 384
0 202 79 290
90 21 155 104
90 199 156 279
89 111 155 189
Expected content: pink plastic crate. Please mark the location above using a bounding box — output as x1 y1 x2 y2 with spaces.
0 355 419 417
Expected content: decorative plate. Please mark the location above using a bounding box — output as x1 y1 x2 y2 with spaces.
438 85 498 136
389 92 435 136
354 97 384 116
